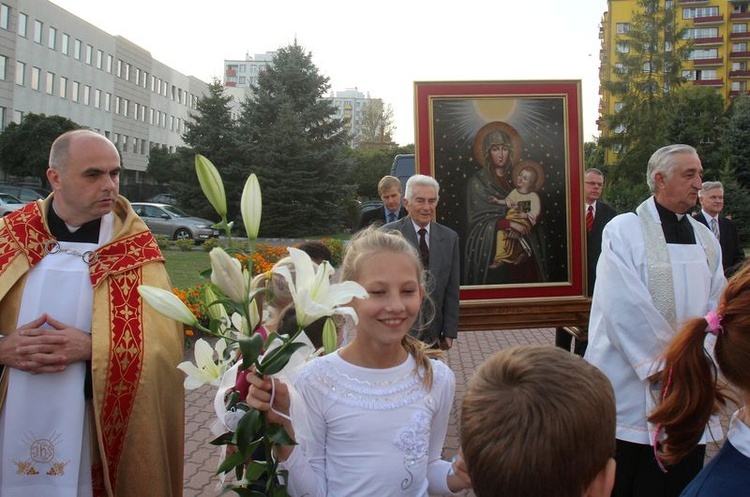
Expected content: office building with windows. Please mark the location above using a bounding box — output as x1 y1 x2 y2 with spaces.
0 0 209 185
599 0 750 160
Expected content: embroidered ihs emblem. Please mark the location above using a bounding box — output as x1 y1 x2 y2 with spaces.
13 432 69 477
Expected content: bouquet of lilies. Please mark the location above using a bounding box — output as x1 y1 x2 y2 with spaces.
137 155 367 495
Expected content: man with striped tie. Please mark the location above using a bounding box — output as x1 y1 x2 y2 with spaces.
357 175 407 230
555 168 616 356
695 181 745 277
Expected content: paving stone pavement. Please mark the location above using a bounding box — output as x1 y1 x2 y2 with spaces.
182 328 728 496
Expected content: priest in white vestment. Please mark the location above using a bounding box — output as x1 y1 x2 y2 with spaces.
584 144 726 497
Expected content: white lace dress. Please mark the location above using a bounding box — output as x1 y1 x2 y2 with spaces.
279 351 457 497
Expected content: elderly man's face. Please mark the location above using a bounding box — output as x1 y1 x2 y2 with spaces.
654 153 703 214
701 188 724 217
404 184 438 228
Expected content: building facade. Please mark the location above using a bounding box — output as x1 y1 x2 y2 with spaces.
599 0 750 160
0 0 208 185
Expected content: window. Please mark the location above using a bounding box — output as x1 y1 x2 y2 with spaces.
33 19 42 43
616 42 629 54
85 44 93 65
71 81 80 102
94 88 101 108
59 76 67 98
733 81 747 92
62 33 69 55
133 102 139 120
105 92 111 111
149 108 154 124
116 59 122 77
733 42 748 52
96 49 103 69
615 63 628 74
643 62 653 73
48 26 56 49
683 70 696 80
45 71 54 94
688 48 718 60
30 66 40 90
0 106 4 131
83 85 90 105
697 69 717 80
115 96 121 114
135 68 140 84
684 28 718 39
124 63 130 81
13 110 23 122
683 6 719 19
170 115 174 130
15 60 25 85
733 61 748 71
0 4 9 30
18 12 27 37
733 24 748 34
74 39 81 60
614 102 624 112
122 98 129 117
106 54 113 73
0 54 6 80
614 124 626 134
616 22 630 34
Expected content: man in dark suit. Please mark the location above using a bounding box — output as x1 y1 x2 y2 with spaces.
357 175 407 230
555 168 617 356
383 175 460 350
696 181 745 277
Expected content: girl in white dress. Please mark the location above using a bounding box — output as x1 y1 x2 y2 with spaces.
247 227 471 496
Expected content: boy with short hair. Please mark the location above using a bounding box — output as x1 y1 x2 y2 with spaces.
461 345 616 497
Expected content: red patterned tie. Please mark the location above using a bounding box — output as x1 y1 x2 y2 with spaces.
586 205 594 233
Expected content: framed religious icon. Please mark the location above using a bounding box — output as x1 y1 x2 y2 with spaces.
414 80 588 330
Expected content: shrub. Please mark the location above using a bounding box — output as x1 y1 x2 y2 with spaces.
154 234 172 250
201 237 222 252
318 238 345 266
175 239 195 251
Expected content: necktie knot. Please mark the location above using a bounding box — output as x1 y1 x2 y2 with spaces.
710 218 720 239
388 212 396 223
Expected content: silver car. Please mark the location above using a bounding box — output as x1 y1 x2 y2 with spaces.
132 202 219 242
0 193 25 216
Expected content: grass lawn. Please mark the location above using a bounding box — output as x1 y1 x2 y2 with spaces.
163 250 211 289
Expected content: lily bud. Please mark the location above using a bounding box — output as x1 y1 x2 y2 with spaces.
138 285 199 326
195 154 227 218
241 173 262 240
204 285 228 323
210 248 247 304
322 317 337 354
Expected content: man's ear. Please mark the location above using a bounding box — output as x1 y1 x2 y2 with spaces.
46 167 60 190
583 458 615 497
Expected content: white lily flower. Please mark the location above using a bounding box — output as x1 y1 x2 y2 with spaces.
195 154 227 218
210 248 247 304
204 285 229 324
241 173 262 241
273 247 368 327
137 285 198 326
248 298 261 332
177 338 229 389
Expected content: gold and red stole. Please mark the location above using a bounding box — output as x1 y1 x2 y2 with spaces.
0 198 184 496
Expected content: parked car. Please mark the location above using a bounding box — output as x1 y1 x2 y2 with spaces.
146 193 176 204
0 193 26 216
0 184 47 203
131 202 219 242
389 154 415 190
358 199 383 213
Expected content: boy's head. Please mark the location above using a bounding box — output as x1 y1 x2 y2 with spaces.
515 166 538 193
461 345 616 497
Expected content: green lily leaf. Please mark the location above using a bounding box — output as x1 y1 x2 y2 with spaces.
259 342 308 376
239 334 264 369
235 409 262 454
244 460 267 481
216 450 247 475
267 423 297 446
209 431 235 446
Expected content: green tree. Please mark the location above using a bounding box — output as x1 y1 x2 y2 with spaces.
178 80 243 220
601 0 690 182
359 99 395 145
0 113 81 186
238 43 349 237
663 85 725 176
722 95 750 189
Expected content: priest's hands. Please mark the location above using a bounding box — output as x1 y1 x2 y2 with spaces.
0 314 92 374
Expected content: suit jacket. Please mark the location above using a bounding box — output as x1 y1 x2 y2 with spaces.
357 206 407 230
587 200 617 295
696 212 745 276
383 217 460 343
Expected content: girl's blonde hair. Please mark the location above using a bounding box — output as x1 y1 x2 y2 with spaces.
339 226 442 388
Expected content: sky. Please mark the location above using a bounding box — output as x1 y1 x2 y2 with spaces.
49 0 608 147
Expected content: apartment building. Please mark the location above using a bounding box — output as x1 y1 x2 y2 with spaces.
599 0 750 159
0 0 209 185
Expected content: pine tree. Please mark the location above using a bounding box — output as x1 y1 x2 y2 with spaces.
722 95 750 189
238 43 349 237
601 0 690 182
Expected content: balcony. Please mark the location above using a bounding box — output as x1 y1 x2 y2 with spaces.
730 70 750 77
226 69 236 77
731 31 750 40
730 90 749 97
692 78 724 86
692 57 724 66
693 14 725 25
731 12 750 20
731 50 750 58
694 36 724 45
678 0 710 3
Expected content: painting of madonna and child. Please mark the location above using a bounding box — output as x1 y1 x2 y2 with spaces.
414 81 585 300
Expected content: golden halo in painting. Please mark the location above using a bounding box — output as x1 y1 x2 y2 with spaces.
472 121 523 166
511 159 546 191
